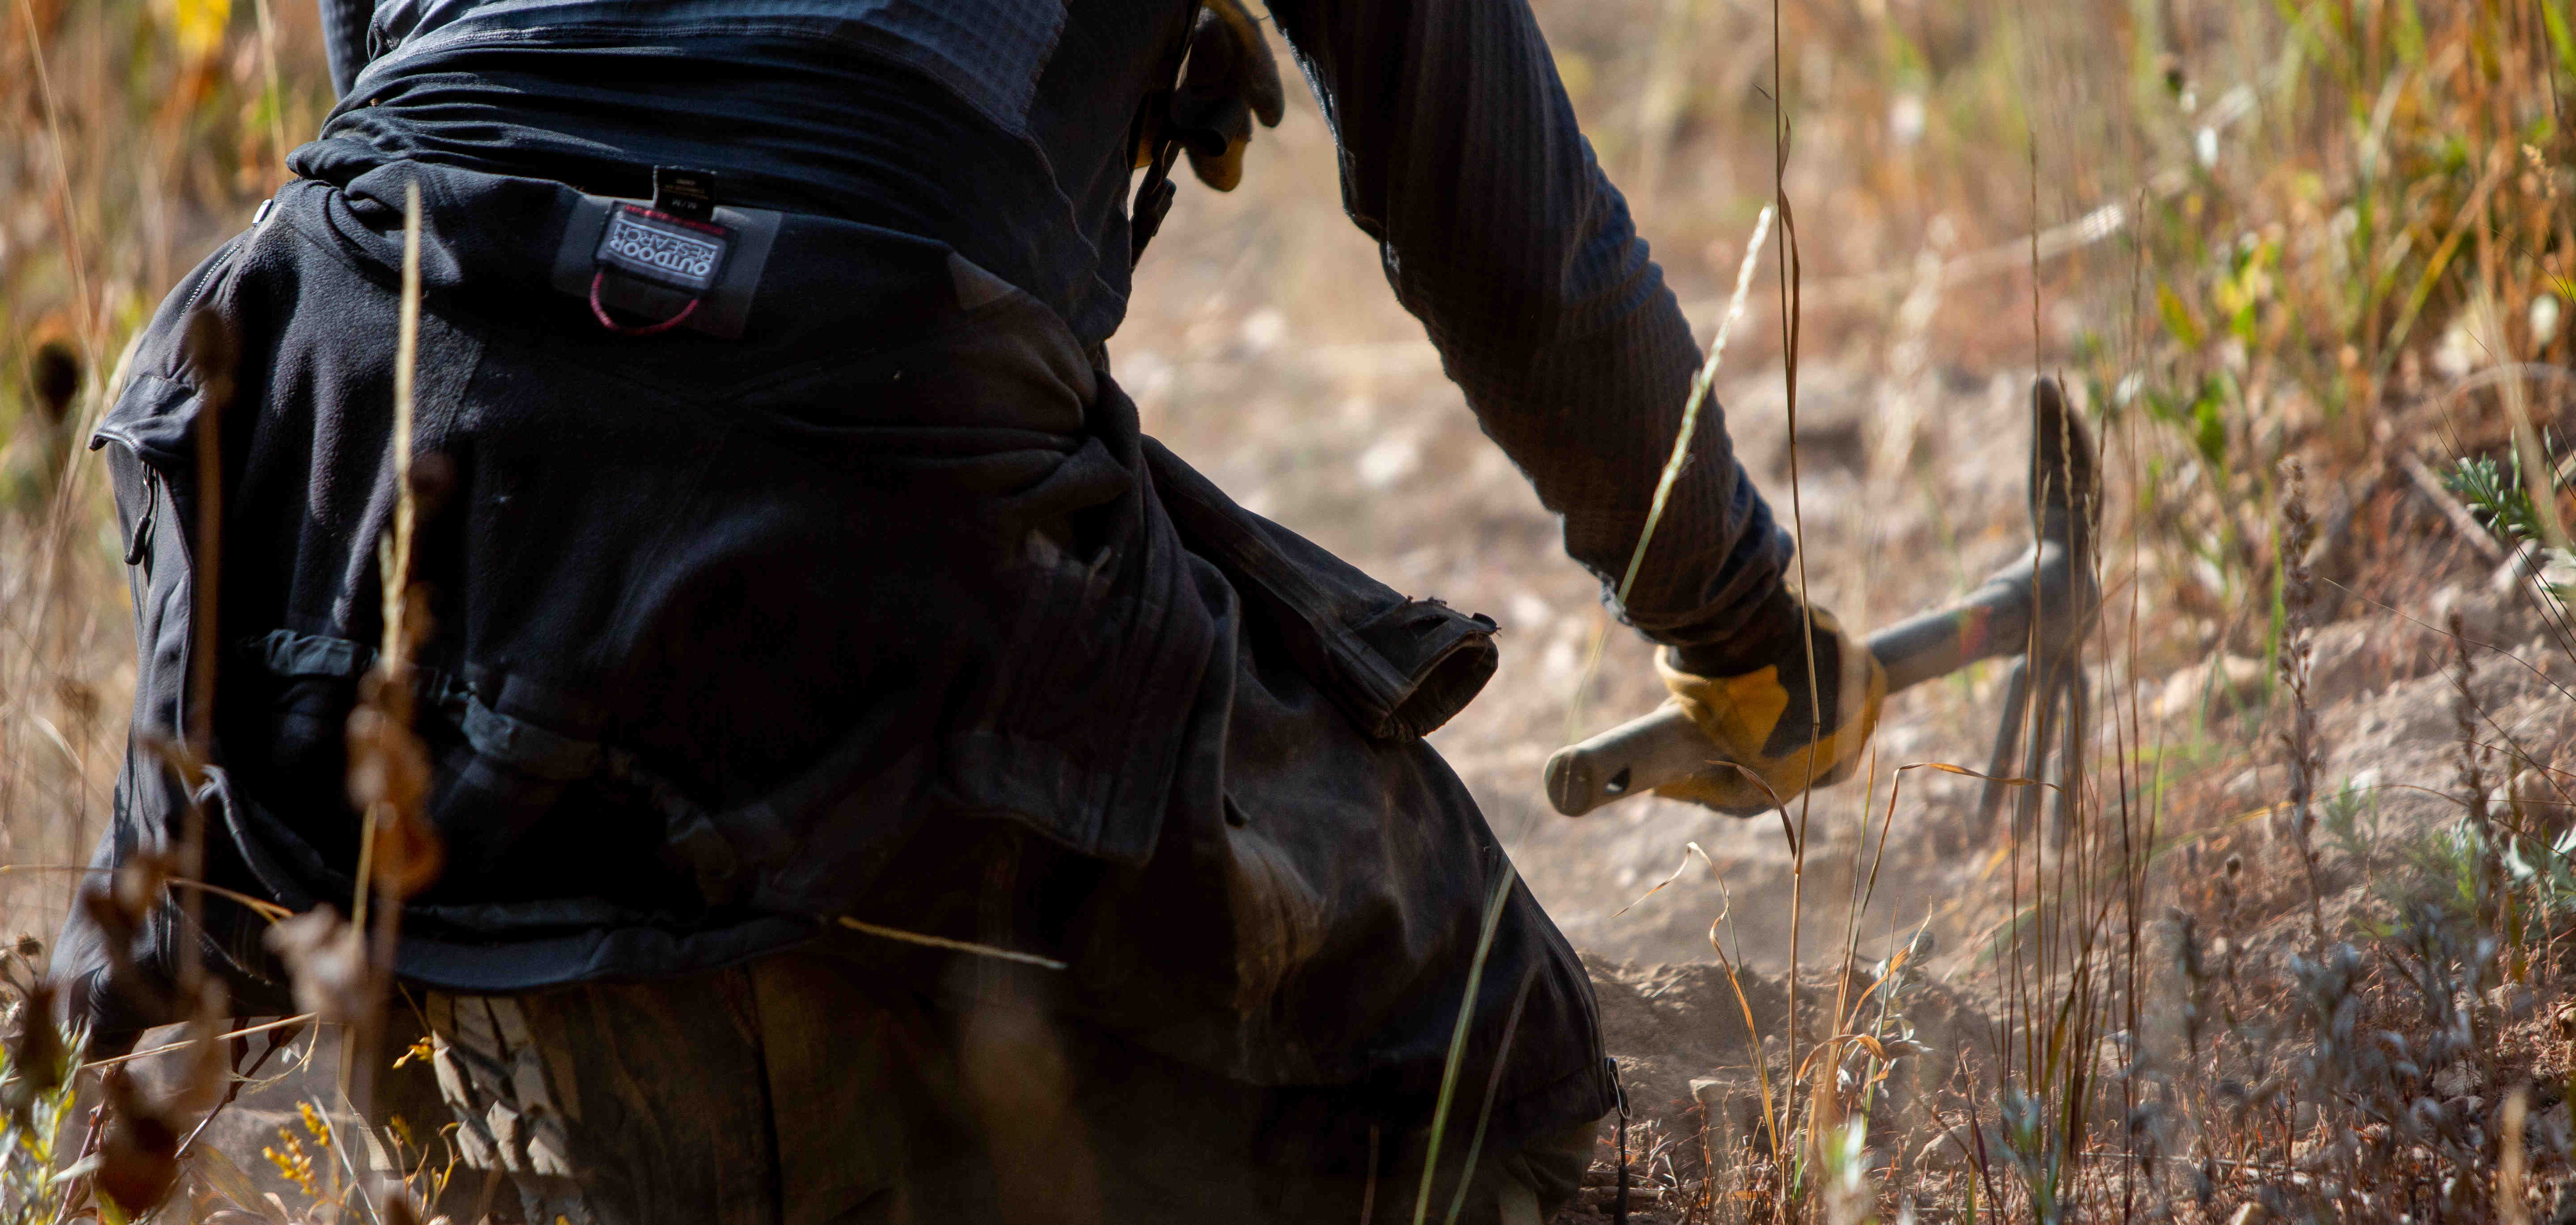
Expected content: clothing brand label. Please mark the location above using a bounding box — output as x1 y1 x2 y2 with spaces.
595 205 732 294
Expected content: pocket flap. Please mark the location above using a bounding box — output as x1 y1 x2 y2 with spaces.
1141 438 1496 740
1345 598 1499 740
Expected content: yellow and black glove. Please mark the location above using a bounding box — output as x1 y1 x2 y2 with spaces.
1133 0 1285 191
1652 601 1886 816
1174 0 1284 191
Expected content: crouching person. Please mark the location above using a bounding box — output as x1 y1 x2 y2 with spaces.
52 0 1879 1220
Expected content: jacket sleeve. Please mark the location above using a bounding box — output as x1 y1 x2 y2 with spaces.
1264 0 1793 650
318 0 373 99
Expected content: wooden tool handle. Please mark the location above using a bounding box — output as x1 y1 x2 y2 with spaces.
1541 572 2041 816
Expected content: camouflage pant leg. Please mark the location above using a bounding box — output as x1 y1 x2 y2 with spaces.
424 954 1038 1225
423 951 1598 1225
424 967 791 1225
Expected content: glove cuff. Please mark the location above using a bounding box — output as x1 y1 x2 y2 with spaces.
1666 585 1805 677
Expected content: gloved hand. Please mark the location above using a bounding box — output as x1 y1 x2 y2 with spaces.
1651 600 1885 815
1166 0 1284 192
1124 0 1283 257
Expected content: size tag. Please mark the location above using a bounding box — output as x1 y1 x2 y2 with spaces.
652 166 718 221
594 205 733 295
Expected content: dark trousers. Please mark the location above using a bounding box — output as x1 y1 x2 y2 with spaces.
423 944 1597 1225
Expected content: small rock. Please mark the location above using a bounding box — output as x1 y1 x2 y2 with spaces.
2432 1064 2479 1098
2290 1138 2330 1171
2307 621 2377 705
2511 768 2568 837
2489 982 2539 1021
2156 654 2267 721
2428 584 2509 645
2529 1101 2572 1157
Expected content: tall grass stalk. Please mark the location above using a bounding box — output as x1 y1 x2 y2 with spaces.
1409 856 1515 1225
1769 0 1823 1209
1565 204 1774 746
2277 458 2328 952
1423 203 1780 1224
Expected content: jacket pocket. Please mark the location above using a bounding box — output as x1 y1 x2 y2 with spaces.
1140 438 1497 741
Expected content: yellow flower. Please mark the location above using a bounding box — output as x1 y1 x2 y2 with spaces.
160 0 230 58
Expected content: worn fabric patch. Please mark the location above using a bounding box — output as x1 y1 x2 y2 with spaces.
549 195 783 339
594 205 732 294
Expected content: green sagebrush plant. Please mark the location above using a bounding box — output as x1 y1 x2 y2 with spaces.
0 972 87 1225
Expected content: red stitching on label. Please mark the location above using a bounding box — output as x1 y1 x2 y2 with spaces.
625 205 727 235
589 270 702 336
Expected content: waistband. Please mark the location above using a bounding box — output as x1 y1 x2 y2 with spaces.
269 156 1098 411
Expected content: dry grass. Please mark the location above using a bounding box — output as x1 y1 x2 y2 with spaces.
7 0 2576 1221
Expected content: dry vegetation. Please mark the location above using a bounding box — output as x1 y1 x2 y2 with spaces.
7 0 2576 1221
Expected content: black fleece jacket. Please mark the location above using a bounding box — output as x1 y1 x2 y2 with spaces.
306 0 1794 649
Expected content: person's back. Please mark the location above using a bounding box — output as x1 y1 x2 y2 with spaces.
320 0 1200 348
58 2 1893 1221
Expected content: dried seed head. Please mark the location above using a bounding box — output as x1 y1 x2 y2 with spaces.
95 1067 181 1217
180 309 237 414
2279 457 2316 617
345 706 430 819
110 854 171 928
371 800 445 903
53 679 97 730
347 695 445 901
263 906 373 1025
2451 612 2492 826
407 450 457 521
30 339 78 428
0 983 65 1128
170 980 232 1119
79 851 174 954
